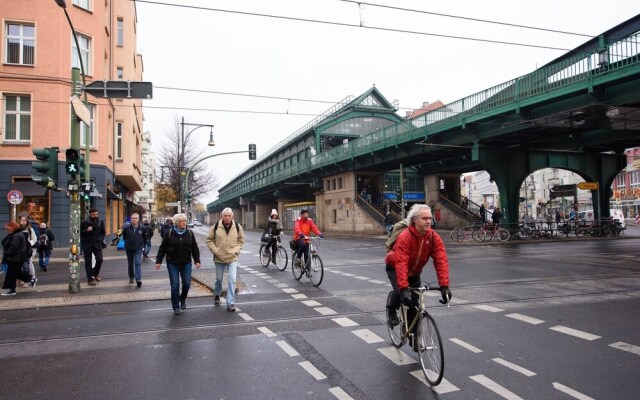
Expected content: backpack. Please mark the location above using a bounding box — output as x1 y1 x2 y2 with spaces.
213 221 240 242
385 220 434 251
38 233 49 248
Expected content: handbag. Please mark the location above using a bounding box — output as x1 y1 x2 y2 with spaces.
116 238 125 251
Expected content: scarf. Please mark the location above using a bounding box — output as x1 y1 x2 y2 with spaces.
173 226 187 235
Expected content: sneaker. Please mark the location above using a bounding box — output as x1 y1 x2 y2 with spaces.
180 300 186 310
1 289 16 296
29 278 37 288
129 278 134 284
173 308 181 315
88 280 97 286
387 308 400 326
214 295 220 306
136 281 142 288
227 304 236 312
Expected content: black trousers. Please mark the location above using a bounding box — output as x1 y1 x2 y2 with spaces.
2 262 33 290
386 265 421 327
82 244 103 281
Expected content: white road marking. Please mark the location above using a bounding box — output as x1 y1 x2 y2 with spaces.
377 346 418 365
410 370 460 393
314 307 337 315
506 313 545 325
553 382 596 400
299 361 327 380
276 340 299 357
291 293 308 300
351 329 384 344
275 283 289 288
238 313 253 321
257 326 276 337
449 338 483 353
469 374 524 400
330 270 344 274
256 273 267 276
301 300 322 307
354 276 370 280
474 305 504 313
332 317 359 327
267 279 279 283
370 280 386 284
248 270 260 274
492 358 537 377
329 386 354 400
549 326 601 341
281 288 299 294
342 273 355 277
609 341 640 356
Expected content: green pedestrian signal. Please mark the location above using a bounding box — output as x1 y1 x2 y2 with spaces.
185 192 192 206
248 143 256 160
65 148 85 177
31 147 59 189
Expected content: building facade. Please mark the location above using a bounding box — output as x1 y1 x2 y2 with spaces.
0 0 145 244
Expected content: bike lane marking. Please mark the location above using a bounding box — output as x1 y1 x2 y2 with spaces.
449 338 483 353
552 382 596 400
549 325 601 341
473 305 504 312
299 360 327 380
470 374 525 400
257 326 277 337
332 317 359 327
276 340 300 357
350 329 384 344
609 341 640 356
505 313 545 325
410 371 460 394
492 358 537 377
377 346 418 365
328 386 354 400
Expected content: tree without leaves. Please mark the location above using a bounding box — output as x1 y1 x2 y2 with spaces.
156 116 218 206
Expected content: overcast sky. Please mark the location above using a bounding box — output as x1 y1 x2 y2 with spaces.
135 0 639 203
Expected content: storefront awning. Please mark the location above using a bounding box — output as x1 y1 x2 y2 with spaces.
107 188 122 200
9 181 47 197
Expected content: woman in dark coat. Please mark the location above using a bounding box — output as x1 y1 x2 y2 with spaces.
2 221 36 296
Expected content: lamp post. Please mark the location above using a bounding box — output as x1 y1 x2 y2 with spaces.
178 117 215 210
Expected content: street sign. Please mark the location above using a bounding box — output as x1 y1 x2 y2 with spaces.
166 202 180 206
70 95 91 126
7 190 23 205
577 182 599 190
83 80 153 99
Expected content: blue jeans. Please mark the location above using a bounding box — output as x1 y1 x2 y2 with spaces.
143 240 151 257
38 248 51 268
214 261 237 306
166 262 192 310
126 249 143 282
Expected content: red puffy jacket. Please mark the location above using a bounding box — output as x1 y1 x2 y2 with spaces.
385 225 449 290
294 217 321 243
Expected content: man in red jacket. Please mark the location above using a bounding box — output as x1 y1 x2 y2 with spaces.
385 204 451 327
293 209 323 267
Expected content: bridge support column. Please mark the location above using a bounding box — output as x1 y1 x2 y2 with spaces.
473 145 626 226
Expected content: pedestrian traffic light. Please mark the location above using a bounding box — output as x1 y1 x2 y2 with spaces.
81 181 92 201
31 147 59 189
185 192 192 206
395 187 402 200
65 148 85 177
248 143 256 160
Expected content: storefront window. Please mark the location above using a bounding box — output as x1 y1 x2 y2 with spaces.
11 178 49 224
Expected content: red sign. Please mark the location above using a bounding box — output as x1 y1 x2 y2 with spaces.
7 190 23 205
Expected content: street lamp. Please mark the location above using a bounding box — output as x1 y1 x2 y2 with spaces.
178 117 215 209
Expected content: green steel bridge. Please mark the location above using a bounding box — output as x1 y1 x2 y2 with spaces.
209 14 640 225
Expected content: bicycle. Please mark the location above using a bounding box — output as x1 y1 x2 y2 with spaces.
473 223 510 242
258 234 288 271
386 283 446 386
291 236 324 287
449 224 479 243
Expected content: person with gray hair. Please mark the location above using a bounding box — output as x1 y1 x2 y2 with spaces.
122 213 148 287
384 204 451 330
206 207 245 312
155 213 201 315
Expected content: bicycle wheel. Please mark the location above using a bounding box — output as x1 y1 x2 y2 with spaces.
292 253 304 280
472 229 486 242
417 312 445 386
455 229 467 243
259 244 270 267
449 229 459 242
575 226 586 238
496 228 510 242
309 255 324 287
386 292 404 348
275 246 288 271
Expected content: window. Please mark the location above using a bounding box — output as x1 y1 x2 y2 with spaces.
5 23 35 65
80 104 95 148
616 173 625 189
116 66 124 80
73 0 91 11
117 18 124 47
3 94 31 142
71 33 91 75
630 171 640 188
115 122 123 159
338 177 343 189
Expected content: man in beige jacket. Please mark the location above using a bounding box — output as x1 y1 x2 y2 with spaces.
206 207 245 312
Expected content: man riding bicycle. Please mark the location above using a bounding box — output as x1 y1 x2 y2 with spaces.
293 209 323 266
385 204 451 327
262 209 283 263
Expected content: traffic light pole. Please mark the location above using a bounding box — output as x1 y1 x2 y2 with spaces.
400 163 406 219
68 68 82 294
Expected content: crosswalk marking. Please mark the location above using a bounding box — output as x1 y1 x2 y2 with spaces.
299 361 327 380
332 317 359 327
377 346 418 365
609 341 640 356
301 300 322 307
238 313 253 321
473 305 504 313
470 374 524 400
553 382 596 400
370 280 386 284
449 338 483 353
351 329 384 344
257 326 277 337
314 307 337 315
506 313 545 325
329 386 354 400
291 293 308 299
492 358 536 377
549 325 601 341
410 370 460 394
276 340 299 357
342 273 356 277
281 288 299 294
275 283 289 288
354 276 370 280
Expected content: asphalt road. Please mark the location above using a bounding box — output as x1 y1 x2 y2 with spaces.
0 225 638 399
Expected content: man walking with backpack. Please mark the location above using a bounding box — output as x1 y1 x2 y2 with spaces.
122 213 148 287
37 223 55 272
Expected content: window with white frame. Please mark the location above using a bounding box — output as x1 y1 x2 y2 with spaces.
5 23 35 65
3 94 31 142
616 173 625 189
79 103 95 148
115 122 123 159
71 33 91 75
117 18 124 47
116 66 124 80
73 0 91 11
630 171 640 188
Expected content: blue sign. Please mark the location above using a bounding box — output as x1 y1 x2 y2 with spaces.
383 192 425 201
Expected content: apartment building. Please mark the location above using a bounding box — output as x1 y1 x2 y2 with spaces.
0 0 145 243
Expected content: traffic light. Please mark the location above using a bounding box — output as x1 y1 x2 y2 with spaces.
80 181 93 201
65 148 85 178
248 143 256 160
395 187 402 200
31 147 59 189
185 192 192 207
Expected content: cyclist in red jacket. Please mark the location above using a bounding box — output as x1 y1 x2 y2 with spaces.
385 204 451 326
293 209 322 266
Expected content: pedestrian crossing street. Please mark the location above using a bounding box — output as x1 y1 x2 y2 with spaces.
232 263 640 400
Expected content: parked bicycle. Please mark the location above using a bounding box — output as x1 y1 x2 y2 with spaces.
258 234 288 271
449 224 479 243
291 236 324 287
473 223 510 242
386 282 446 386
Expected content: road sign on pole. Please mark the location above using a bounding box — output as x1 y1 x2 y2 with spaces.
83 80 153 99
577 182 599 190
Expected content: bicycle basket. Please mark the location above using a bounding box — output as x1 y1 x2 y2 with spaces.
289 239 297 250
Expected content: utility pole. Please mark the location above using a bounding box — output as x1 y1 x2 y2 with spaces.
68 68 82 294
400 163 406 219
